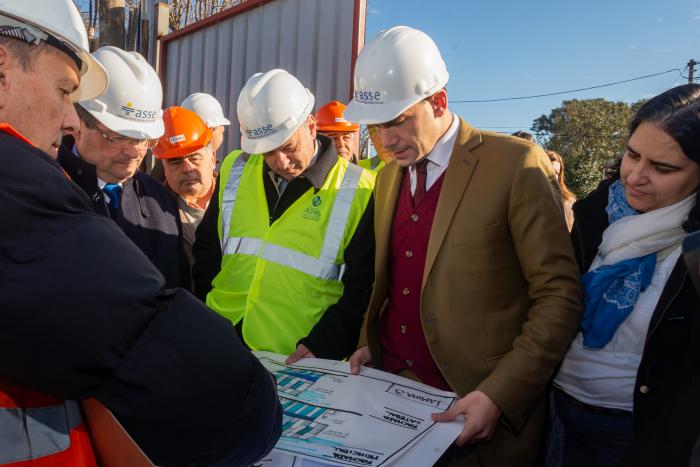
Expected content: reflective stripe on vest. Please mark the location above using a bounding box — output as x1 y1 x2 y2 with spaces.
0 400 82 464
220 152 251 253
220 158 363 280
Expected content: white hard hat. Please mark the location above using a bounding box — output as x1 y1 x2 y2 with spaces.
79 46 164 140
237 69 314 154
0 0 108 102
344 26 449 125
181 93 231 128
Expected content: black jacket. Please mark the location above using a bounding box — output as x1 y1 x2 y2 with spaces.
571 178 700 467
0 131 281 466
58 137 190 290
193 136 375 360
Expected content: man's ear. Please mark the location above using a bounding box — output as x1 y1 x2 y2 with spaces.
430 89 448 117
307 114 317 138
0 45 13 109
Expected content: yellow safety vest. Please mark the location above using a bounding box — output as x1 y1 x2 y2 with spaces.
207 150 375 354
358 155 385 172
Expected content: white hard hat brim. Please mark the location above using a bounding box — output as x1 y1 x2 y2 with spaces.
72 50 109 102
344 95 422 125
207 116 231 127
85 105 165 140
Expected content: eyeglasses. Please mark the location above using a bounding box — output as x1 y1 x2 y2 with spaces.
83 116 158 150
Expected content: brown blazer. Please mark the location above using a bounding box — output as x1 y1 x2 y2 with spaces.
361 117 582 467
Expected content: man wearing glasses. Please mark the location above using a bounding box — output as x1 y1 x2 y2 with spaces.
154 106 218 278
58 46 189 289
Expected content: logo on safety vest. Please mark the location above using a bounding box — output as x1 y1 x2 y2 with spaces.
304 196 322 221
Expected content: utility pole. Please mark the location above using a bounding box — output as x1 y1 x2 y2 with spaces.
98 0 125 49
688 59 697 84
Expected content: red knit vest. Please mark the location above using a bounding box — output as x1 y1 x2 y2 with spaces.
379 167 450 390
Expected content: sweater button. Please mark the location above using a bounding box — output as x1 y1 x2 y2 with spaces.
402 287 410 296
405 359 413 367
405 250 413 258
410 213 419 222
400 324 407 334
639 385 650 394
91 192 101 202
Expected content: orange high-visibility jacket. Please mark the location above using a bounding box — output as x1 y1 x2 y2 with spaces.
0 379 97 466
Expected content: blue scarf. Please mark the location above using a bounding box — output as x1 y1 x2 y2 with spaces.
580 180 656 349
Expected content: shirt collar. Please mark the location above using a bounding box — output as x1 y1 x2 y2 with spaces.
427 112 458 167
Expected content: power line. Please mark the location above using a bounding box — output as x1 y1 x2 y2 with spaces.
451 68 681 103
667 66 688 89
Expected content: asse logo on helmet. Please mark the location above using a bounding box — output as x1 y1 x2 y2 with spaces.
245 123 277 140
353 90 384 105
121 102 159 122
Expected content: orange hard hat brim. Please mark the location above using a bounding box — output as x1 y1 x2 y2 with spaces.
317 122 360 133
153 143 209 159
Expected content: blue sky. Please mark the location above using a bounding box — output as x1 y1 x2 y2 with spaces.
365 0 700 133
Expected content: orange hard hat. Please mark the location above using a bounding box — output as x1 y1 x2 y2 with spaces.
154 106 213 159
315 101 359 133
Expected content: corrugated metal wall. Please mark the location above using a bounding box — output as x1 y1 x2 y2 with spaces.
160 0 363 157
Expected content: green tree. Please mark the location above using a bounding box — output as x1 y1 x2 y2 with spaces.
532 98 644 199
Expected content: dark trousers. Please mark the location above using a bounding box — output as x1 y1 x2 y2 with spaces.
552 388 633 467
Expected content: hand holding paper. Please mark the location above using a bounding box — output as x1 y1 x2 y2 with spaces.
431 390 502 446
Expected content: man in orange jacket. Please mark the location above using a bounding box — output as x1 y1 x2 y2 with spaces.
0 2 281 466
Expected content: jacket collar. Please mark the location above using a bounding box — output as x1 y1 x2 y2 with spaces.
423 117 482 287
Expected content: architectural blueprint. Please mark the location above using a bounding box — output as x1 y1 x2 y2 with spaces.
254 352 463 467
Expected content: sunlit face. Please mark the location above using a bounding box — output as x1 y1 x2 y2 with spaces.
0 44 80 158
322 130 356 161
163 146 216 202
620 121 700 212
369 93 446 168
74 118 149 183
211 125 225 152
263 116 316 180
367 125 394 162
549 155 562 177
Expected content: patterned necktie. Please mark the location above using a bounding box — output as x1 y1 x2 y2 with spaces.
102 183 122 209
413 158 429 205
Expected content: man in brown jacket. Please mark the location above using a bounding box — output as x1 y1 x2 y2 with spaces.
346 26 582 467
